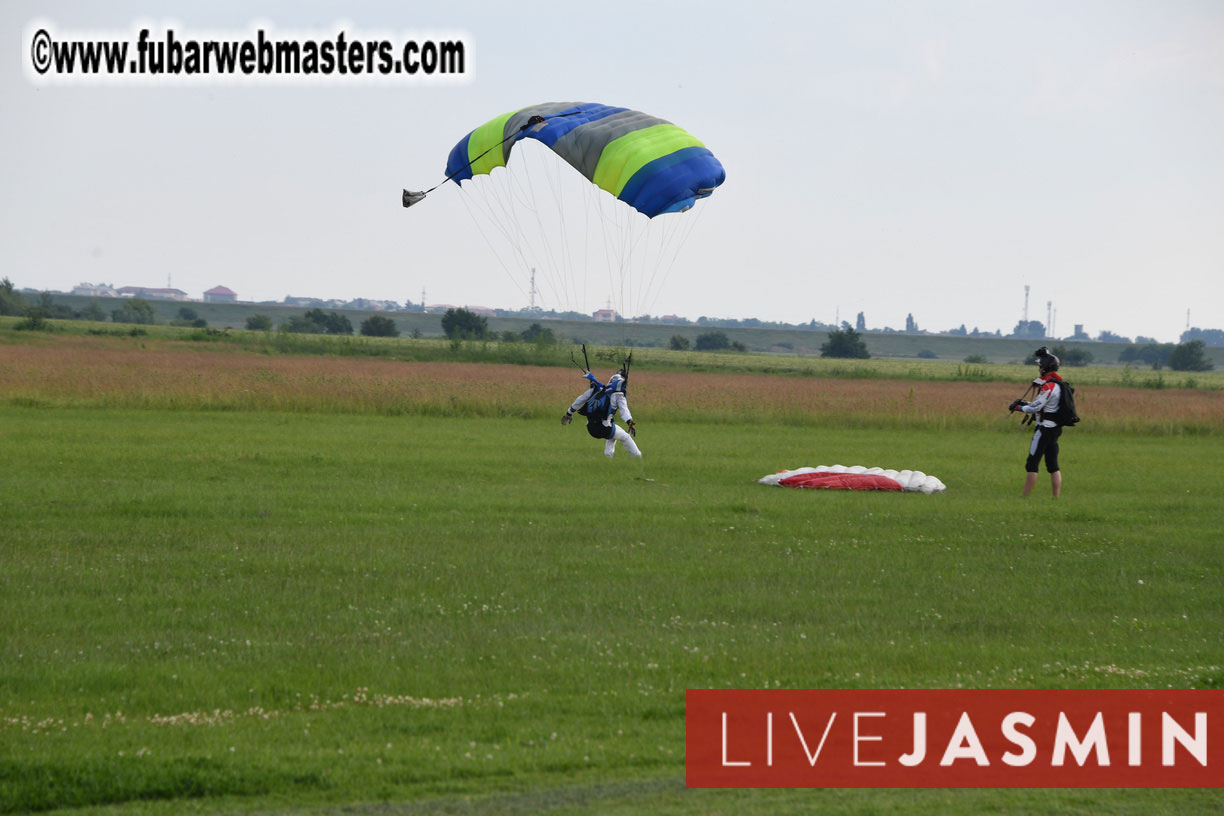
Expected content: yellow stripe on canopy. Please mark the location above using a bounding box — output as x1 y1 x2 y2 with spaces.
468 111 518 176
592 124 706 197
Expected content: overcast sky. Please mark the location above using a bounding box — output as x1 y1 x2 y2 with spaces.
4 1 1222 342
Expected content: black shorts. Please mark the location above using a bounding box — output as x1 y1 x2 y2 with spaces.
1025 424 1062 473
586 418 613 440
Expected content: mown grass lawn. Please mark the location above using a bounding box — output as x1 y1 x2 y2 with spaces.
2 405 1221 814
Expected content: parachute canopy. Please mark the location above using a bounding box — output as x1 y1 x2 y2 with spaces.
444 102 726 218
759 466 947 494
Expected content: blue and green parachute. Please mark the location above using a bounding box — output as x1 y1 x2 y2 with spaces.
437 102 724 217
404 102 725 315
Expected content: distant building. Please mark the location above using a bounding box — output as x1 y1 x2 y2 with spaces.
118 286 188 301
71 282 118 297
593 308 616 322
203 285 237 303
344 298 400 311
465 306 496 317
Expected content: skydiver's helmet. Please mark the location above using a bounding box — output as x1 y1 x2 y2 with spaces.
606 372 626 393
1038 353 1060 374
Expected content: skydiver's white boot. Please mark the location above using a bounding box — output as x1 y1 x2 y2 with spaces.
612 425 642 458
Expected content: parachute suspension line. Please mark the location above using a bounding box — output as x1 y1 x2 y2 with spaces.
537 146 565 309
509 150 569 312
591 190 654 319
618 207 653 318
482 169 536 291
577 179 596 316
451 140 612 317
553 163 584 313
605 192 638 318
612 197 635 317
537 144 578 312
593 190 619 316
569 181 714 320
622 209 643 318
494 148 571 312
495 168 542 303
639 217 667 316
455 156 558 306
514 143 570 313
615 206 632 316
640 204 706 318
456 184 531 303
634 216 669 319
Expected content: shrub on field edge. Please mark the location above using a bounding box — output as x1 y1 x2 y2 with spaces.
441 308 489 341
820 327 870 359
111 298 156 325
171 307 207 328
360 315 400 337
1169 340 1213 372
14 310 51 331
282 309 353 335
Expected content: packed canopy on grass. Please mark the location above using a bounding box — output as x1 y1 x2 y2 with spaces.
760 465 947 493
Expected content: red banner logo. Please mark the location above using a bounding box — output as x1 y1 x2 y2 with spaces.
686 689 1221 788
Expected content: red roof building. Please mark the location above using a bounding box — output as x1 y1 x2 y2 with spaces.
204 285 237 303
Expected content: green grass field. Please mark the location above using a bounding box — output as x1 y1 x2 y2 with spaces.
2 398 1221 814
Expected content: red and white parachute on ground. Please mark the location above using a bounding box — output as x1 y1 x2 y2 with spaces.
759 465 946 494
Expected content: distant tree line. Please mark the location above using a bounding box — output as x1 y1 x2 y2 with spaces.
282 308 353 335
1048 345 1092 367
272 308 406 338
1181 328 1224 347
1118 340 1213 371
499 322 556 345
438 308 557 346
2 279 119 326
2 281 1220 367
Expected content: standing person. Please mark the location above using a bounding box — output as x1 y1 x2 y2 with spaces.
562 367 641 459
1009 348 1066 498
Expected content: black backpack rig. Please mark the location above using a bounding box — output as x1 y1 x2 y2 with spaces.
1013 375 1079 428
571 345 631 421
1046 377 1079 427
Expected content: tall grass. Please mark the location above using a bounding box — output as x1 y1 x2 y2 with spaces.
1 335 1220 435
5 319 1224 389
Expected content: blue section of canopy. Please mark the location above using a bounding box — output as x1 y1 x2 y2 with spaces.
620 146 724 216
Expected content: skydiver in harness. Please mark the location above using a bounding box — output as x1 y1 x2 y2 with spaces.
1009 347 1067 498
561 348 641 459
